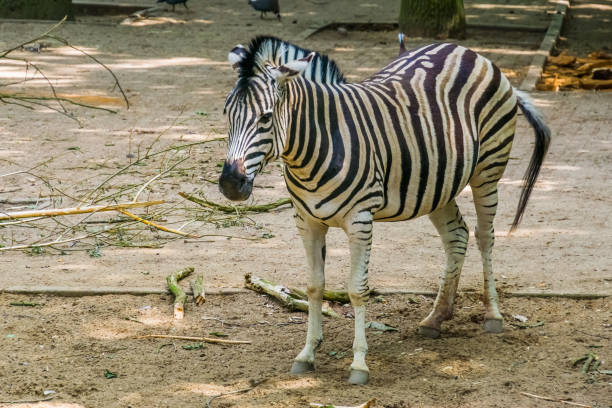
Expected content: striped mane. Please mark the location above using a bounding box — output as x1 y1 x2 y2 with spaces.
235 36 346 94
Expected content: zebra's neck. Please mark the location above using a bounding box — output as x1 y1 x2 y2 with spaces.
281 78 354 187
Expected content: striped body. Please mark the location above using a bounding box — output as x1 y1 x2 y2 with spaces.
219 36 549 384
282 43 515 226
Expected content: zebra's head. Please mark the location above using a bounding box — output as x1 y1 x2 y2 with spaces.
218 41 314 201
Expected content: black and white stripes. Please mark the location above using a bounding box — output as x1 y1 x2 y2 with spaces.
218 36 550 384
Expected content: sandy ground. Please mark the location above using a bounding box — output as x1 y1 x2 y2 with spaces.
0 294 610 408
0 0 611 406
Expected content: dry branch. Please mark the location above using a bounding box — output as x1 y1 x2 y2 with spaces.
0 234 89 252
0 395 56 404
519 392 591 408
1 16 129 121
138 334 251 345
0 200 164 221
205 378 268 408
191 274 205 305
310 399 376 408
167 267 194 319
117 209 196 238
179 192 292 213
245 274 340 318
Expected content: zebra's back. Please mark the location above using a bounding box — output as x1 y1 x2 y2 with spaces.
353 43 516 222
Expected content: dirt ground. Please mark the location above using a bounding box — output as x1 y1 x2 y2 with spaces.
0 293 610 408
1 0 611 407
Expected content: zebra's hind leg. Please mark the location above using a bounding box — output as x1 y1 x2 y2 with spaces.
418 200 469 339
291 213 328 374
472 186 504 333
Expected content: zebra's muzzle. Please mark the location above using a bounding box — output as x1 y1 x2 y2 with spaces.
218 160 253 201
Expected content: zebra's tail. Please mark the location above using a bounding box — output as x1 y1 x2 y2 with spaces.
510 89 551 233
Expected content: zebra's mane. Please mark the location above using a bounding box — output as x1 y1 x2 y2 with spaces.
235 36 346 94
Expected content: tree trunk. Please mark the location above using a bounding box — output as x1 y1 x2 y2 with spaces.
0 0 74 20
399 0 466 39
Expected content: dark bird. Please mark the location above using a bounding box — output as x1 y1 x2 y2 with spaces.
398 32 406 55
248 0 280 21
157 0 188 12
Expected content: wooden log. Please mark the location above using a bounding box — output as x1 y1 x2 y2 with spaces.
166 267 194 319
547 54 576 66
191 274 205 305
289 286 351 304
579 77 612 90
0 200 164 220
245 274 340 318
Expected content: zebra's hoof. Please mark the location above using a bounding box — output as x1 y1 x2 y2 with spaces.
417 325 441 339
290 360 314 374
348 369 369 385
484 319 503 333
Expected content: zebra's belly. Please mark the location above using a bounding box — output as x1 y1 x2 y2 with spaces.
372 156 476 222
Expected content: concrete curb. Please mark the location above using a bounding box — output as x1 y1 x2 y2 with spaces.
1 286 608 299
519 0 571 91
296 21 548 42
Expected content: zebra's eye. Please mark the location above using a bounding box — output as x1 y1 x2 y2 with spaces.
259 112 273 124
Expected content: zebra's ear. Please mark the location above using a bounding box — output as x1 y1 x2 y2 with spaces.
270 52 315 84
228 44 247 70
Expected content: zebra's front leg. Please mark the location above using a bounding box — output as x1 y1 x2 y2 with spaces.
419 200 469 338
345 211 373 385
291 213 328 375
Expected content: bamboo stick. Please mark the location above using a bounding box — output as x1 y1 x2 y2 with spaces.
0 200 164 220
179 192 291 213
117 209 196 238
245 274 340 318
138 334 251 345
191 274 205 305
167 267 194 319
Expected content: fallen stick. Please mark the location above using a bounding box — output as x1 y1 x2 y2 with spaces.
191 274 205 305
117 209 196 238
167 267 194 319
0 234 90 252
289 287 351 304
581 352 598 374
0 395 56 404
245 274 340 318
205 378 268 408
519 392 592 408
0 200 164 220
179 192 292 213
310 398 376 408
138 334 251 345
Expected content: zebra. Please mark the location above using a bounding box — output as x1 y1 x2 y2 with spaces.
218 35 550 385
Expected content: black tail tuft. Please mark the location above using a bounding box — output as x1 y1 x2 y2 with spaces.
510 90 551 233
